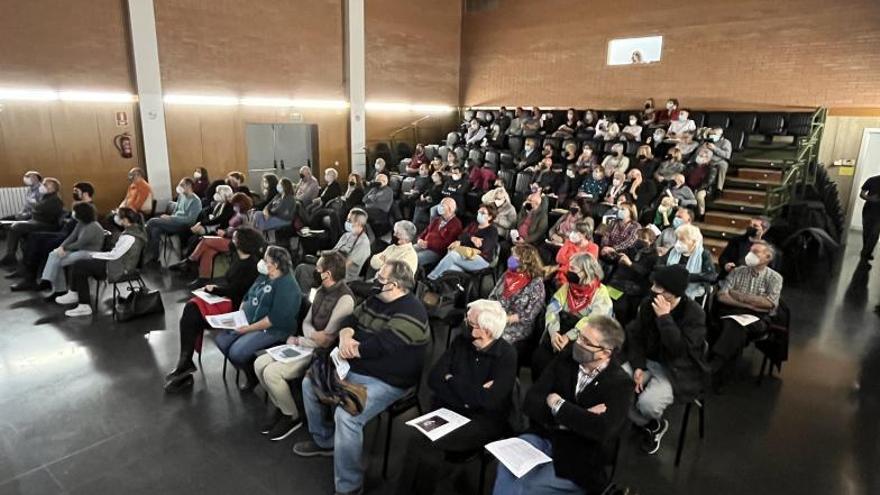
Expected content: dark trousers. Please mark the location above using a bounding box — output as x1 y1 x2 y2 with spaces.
711 315 769 360
178 301 207 363
22 232 67 279
4 221 56 260
862 211 880 259
70 259 108 305
530 340 558 382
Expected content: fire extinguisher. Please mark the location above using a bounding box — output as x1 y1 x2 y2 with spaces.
114 133 133 159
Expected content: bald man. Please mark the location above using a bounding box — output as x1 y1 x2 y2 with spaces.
415 197 462 267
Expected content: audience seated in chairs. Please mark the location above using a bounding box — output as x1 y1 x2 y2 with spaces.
481 186 517 238
427 204 498 280
513 190 549 246
339 173 366 219
606 227 661 324
253 178 296 233
492 315 632 495
394 299 517 495
623 264 707 455
687 148 718 218
294 260 429 495
532 254 614 379
163 227 265 392
190 167 210 199
488 244 546 360
0 170 42 222
599 202 641 261
108 167 153 226
363 173 394 235
294 208 371 291
350 220 418 299
415 197 463 267
700 127 733 191
56 207 147 317
1 177 64 266
579 167 608 203
656 224 717 300
541 200 590 262
254 173 279 210
295 165 320 205
183 185 235 254
719 216 771 276
255 252 355 439
143 177 202 264
666 173 698 210
601 143 629 176
298 167 342 225
214 245 302 391
708 241 783 374
413 172 446 230
552 221 600 285
29 202 104 295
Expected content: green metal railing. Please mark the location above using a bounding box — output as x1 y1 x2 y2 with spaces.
763 107 826 214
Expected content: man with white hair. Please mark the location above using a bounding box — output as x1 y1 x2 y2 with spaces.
415 197 463 267
295 165 319 204
394 299 517 495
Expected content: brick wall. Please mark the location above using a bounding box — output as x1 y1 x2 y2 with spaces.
460 0 880 110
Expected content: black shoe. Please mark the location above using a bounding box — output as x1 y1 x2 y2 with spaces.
4 270 24 279
0 257 16 267
10 280 38 291
260 408 284 435
640 418 669 455
163 374 194 393
292 440 334 458
43 291 66 303
165 359 197 382
238 375 259 393
169 260 192 272
268 416 303 441
36 280 51 291
187 278 209 290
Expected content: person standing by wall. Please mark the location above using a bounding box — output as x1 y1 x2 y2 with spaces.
860 173 880 262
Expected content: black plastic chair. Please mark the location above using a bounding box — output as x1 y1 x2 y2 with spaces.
689 111 707 129
508 136 524 155
380 384 423 479
706 112 730 129
674 395 706 467
757 113 785 137
729 112 757 132
724 128 746 152
785 112 813 138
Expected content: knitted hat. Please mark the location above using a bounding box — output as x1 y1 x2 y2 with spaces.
652 265 689 298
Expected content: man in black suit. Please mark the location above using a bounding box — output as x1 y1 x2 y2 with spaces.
515 137 542 172
492 315 633 495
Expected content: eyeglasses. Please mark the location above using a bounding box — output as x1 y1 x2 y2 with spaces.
575 333 607 351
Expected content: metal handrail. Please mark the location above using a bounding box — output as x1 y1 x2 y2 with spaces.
764 107 826 214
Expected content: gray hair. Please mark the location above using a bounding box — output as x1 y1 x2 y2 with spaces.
394 220 417 242
583 315 625 351
264 245 292 274
467 299 507 340
752 239 776 261
574 220 593 238
676 224 703 245
325 168 338 180
754 215 771 231
384 259 415 292
348 208 368 226
570 253 603 282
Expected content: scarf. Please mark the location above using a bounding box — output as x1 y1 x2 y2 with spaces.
566 278 601 315
311 281 354 332
665 241 706 298
502 270 532 299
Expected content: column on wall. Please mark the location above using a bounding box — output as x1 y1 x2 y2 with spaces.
346 0 367 176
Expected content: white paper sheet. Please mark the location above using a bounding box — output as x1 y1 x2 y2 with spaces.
721 314 761 327
485 437 553 478
330 347 350 380
192 289 230 305
205 310 248 330
405 408 471 442
265 344 314 364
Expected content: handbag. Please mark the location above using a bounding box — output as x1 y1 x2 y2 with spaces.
115 287 165 322
452 245 481 260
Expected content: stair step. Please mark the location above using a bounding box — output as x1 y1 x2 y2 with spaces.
738 168 783 181
694 222 746 240
721 189 767 203
703 237 728 259
731 158 793 170
704 211 753 230
709 199 765 214
724 177 782 190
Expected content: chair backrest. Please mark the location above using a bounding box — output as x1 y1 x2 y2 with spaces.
499 151 514 168
785 112 813 137
485 150 499 166
437 145 449 160
757 113 785 135
689 111 706 129
424 144 438 161
454 146 467 162
498 169 515 192
400 177 415 195
542 136 560 151
706 112 730 129
514 171 534 195
724 127 746 152
508 136 524 155
730 112 757 132
468 148 484 162
446 132 459 147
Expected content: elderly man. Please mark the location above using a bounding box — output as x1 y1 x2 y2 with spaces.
515 137 542 172
395 299 517 495
363 173 393 215
708 241 783 373
623 265 706 455
719 216 771 274
294 208 371 292
1 177 65 266
666 109 696 140
295 260 429 495
349 220 419 299
119 167 154 216
416 197 463 267
493 315 632 495
700 127 732 191
295 166 320 205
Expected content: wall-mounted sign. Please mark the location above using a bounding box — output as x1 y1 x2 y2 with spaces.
115 111 129 127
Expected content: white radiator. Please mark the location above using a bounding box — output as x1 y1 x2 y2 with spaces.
0 187 28 218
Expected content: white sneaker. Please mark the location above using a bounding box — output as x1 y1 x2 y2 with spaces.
65 304 93 317
55 291 79 305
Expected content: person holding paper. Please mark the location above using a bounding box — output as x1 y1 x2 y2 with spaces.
708 241 782 374
253 252 354 440
622 264 707 455
493 315 632 495
394 299 516 495
294 260 429 495
163 227 265 392
214 245 302 391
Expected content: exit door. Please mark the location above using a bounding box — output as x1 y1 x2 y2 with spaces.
849 128 880 231
245 123 319 192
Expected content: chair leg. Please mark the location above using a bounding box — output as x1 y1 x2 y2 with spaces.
222 357 229 384
93 280 101 313
698 400 705 439
382 412 394 479
756 356 769 386
674 402 692 467
111 283 118 320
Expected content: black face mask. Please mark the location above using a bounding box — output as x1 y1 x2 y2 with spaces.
745 227 759 238
638 154 647 160
72 192 82 201
613 151 621 157
300 173 306 180
369 281 387 296
524 203 533 212
312 271 323 288
572 343 596 364
565 271 580 285
569 207 580 215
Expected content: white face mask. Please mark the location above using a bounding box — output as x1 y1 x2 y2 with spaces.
674 240 689 254
23 177 33 186
257 259 269 275
324 174 333 183
612 179 622 186
276 184 284 193
568 232 582 244
113 215 124 227
566 170 576 178
666 102 674 110
494 198 504 207
745 252 761 267
213 193 222 202
696 156 710 165
176 185 185 195
194 172 202 179
679 114 687 122
629 119 637 125
38 185 48 195
452 174 462 181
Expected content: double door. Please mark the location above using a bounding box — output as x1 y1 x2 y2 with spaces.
246 123 319 192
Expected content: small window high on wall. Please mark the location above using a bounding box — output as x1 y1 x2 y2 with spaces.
607 36 663 65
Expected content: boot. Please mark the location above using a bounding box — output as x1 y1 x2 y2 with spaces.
165 352 197 382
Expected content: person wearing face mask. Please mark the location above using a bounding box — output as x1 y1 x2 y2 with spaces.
621 114 643 142
606 228 661 325
656 224 717 299
708 241 783 374
533 254 613 379
641 98 657 126
142 177 202 264
427 204 499 280
252 178 296 233
516 137 542 172
628 168 657 215
656 206 694 250
213 245 301 391
368 157 387 184
163 227 265 392
191 167 210 199
601 143 630 177
578 167 608 203
686 148 718 217
298 208 372 292
366 220 419 277
553 221 600 284
600 202 641 260
648 128 667 156
406 143 429 175
254 173 279 210
253 252 354 436
340 173 365 218
464 118 487 146
203 172 250 208
698 127 733 191
1 177 65 266
188 184 235 239
666 173 697 210
576 144 598 169
602 171 630 208
655 98 680 127
622 264 707 455
117 167 154 217
601 115 621 142
176 193 255 285
514 190 549 245
719 216 772 275
654 148 685 184
416 197 463 267
1 170 42 222
401 164 432 220
487 245 546 355
547 200 589 246
666 109 695 140
480 187 516 238
294 261 429 495
551 108 582 139
439 167 469 215
363 173 393 215
294 165 320 205
562 164 585 203
394 299 516 495
57 208 148 316
633 145 657 179
493 315 631 495
413 172 445 230
505 106 525 137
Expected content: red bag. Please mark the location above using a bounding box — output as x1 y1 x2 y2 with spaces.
191 296 233 353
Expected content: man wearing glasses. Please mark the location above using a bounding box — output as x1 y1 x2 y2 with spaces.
623 264 707 455
492 315 632 495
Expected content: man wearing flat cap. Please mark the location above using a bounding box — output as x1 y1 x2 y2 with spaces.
622 265 707 455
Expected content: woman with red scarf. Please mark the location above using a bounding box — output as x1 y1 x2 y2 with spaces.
530 253 613 379
488 245 546 360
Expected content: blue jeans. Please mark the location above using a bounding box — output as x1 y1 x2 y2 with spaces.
214 330 283 367
145 217 191 261
492 434 584 495
416 248 441 267
427 250 489 280
252 211 290 232
302 372 407 493
41 250 93 292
